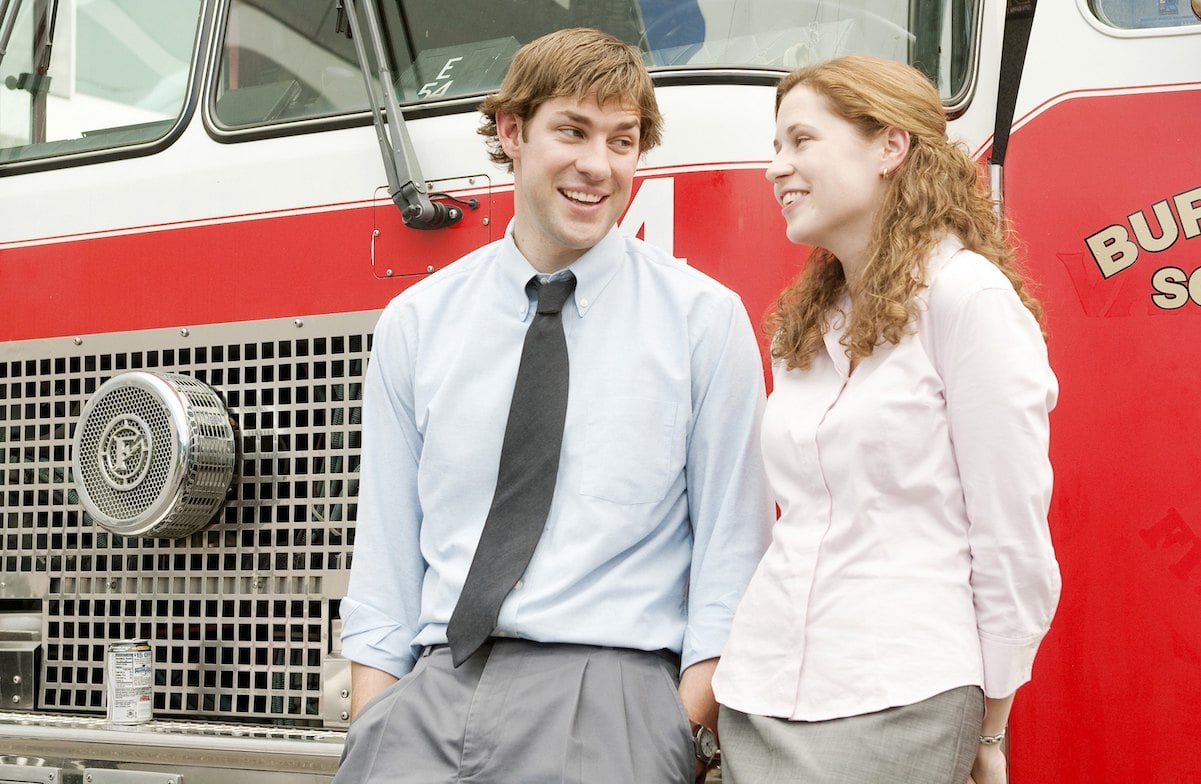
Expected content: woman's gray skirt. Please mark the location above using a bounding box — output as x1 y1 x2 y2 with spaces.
719 685 984 784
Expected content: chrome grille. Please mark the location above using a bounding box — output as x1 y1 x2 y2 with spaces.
0 313 374 725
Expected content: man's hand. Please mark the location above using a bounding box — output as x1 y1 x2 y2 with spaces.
677 658 719 732
677 658 719 783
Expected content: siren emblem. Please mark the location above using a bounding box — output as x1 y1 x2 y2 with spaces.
73 372 236 538
99 413 154 490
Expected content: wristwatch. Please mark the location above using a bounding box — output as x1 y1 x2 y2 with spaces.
692 723 719 769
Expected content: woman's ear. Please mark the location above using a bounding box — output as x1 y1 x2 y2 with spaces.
882 126 911 172
497 111 522 161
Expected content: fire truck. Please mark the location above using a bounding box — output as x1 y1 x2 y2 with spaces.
0 0 1198 781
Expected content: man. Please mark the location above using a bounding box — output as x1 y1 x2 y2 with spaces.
334 27 771 783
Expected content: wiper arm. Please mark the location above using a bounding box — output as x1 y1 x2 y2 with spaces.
35 0 58 75
0 0 26 71
1 0 57 96
337 0 465 231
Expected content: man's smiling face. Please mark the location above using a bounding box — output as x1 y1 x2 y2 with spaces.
499 95 642 272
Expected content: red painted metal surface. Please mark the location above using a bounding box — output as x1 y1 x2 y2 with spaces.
1005 86 1201 784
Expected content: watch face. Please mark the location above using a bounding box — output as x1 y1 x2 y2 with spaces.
697 726 717 759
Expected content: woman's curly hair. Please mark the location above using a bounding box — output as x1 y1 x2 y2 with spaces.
766 55 1043 370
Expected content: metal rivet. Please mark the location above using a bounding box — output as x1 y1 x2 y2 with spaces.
294 320 304 328
385 269 394 277
373 229 380 237
73 337 83 346
180 328 190 337
426 265 434 273
340 689 349 699
12 675 21 684
11 695 19 703
482 217 490 226
341 711 350 721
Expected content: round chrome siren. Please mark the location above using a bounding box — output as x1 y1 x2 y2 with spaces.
72 372 236 538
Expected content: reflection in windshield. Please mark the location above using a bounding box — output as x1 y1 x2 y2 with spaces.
215 1 367 126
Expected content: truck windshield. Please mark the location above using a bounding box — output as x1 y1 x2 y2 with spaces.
213 0 973 129
390 0 973 102
0 0 975 162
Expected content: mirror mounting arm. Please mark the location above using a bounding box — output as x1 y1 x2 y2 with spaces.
338 0 467 230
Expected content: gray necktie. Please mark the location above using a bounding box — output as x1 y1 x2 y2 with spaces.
446 273 576 666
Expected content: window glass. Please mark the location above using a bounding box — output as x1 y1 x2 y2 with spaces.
391 0 974 103
213 0 369 127
0 0 202 164
211 0 975 129
1091 0 1200 28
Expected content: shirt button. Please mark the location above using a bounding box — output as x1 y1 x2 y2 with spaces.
579 298 589 309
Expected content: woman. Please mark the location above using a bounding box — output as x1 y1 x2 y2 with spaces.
711 56 1061 784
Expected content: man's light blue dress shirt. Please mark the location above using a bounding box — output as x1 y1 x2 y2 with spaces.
340 225 772 678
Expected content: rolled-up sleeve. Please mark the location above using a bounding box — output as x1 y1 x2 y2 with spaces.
939 278 1061 698
340 301 427 679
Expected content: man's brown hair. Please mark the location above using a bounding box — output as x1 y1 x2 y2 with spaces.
479 28 662 170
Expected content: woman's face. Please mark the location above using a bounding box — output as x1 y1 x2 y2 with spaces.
765 85 890 264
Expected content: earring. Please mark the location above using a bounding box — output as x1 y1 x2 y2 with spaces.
880 167 889 178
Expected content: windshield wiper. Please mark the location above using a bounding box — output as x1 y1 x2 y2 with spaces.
336 0 466 231
1 0 57 91
0 0 22 70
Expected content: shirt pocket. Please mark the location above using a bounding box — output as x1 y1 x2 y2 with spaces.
579 397 681 505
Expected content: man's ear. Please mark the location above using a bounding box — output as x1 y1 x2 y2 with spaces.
882 126 910 172
497 111 522 161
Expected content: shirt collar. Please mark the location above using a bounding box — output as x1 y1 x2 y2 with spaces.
923 233 966 281
822 295 852 372
498 220 624 319
820 233 969 371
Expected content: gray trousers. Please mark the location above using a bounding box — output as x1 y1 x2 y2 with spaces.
333 639 695 784
719 686 984 784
